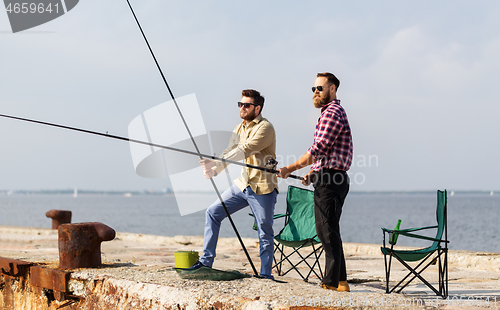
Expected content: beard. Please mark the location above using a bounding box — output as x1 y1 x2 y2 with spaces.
313 91 331 109
240 108 257 121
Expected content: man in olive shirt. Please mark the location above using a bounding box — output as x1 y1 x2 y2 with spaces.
189 89 278 279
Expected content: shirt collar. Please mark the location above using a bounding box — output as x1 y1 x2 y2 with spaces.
244 113 263 126
321 99 341 112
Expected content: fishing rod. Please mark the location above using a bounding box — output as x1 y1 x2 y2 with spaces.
0 113 303 179
123 0 266 277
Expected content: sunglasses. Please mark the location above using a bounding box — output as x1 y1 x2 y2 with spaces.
311 86 324 92
238 102 259 108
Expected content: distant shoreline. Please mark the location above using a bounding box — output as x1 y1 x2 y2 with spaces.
0 189 496 196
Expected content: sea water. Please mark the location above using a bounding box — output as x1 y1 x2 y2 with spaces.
0 191 498 253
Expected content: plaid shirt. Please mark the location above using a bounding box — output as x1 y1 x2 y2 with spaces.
307 99 353 172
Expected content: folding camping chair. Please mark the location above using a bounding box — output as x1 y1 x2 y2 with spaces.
381 190 449 298
272 185 324 282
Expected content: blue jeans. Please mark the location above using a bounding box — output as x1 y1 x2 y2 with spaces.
200 185 277 276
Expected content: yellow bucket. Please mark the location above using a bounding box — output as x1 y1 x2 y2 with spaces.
174 251 199 268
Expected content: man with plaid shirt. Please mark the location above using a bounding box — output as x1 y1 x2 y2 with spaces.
279 72 353 292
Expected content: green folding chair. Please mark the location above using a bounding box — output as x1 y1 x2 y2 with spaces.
272 186 324 282
381 190 449 298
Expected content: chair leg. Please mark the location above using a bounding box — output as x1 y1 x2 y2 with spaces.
383 241 394 294
312 244 324 279
277 243 310 280
438 248 443 296
391 252 445 297
385 253 394 294
389 252 431 293
273 243 307 280
272 240 323 282
272 247 282 273
293 244 320 280
383 251 388 293
302 243 324 281
395 257 440 296
273 242 285 276
445 248 448 298
438 248 449 298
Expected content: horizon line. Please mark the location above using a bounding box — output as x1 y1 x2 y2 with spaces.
0 189 496 195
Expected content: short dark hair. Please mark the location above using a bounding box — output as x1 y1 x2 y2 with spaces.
317 72 340 91
241 89 265 114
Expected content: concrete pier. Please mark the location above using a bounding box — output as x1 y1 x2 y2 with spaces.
1 225 499 309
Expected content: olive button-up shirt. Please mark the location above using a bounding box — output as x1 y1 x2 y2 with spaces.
213 114 278 195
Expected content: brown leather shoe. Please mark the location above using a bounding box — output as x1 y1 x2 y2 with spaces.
337 280 350 292
320 282 337 290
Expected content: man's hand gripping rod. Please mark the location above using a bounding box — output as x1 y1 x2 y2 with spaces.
264 158 303 180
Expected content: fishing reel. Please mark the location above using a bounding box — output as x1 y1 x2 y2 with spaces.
265 158 278 170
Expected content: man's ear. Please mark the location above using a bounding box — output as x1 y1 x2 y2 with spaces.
256 105 262 115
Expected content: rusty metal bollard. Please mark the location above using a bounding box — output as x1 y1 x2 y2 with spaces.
58 222 116 269
45 210 72 229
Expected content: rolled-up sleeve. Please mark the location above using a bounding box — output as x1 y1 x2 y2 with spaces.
213 130 240 175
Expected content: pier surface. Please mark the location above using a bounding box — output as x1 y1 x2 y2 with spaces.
1 225 499 309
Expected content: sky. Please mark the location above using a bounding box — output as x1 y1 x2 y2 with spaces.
1 0 499 193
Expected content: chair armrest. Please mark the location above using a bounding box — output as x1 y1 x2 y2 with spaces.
397 231 450 243
382 225 437 234
249 213 289 231
398 225 438 233
273 213 287 220
248 213 288 220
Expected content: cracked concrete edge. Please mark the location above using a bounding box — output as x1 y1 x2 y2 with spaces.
69 274 281 310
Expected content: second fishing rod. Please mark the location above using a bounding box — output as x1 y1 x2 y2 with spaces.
0 113 303 180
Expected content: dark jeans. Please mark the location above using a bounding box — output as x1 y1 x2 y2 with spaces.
312 169 350 287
